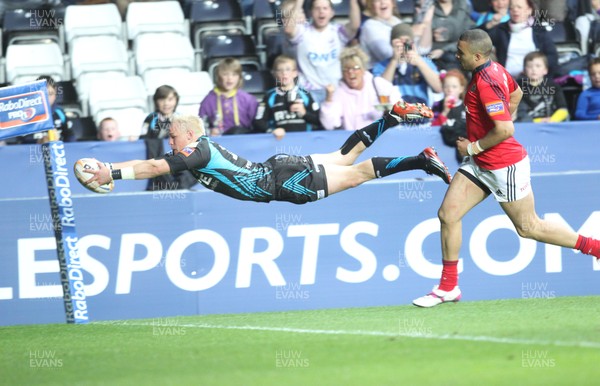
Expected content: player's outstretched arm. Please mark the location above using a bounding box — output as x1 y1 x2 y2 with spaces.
86 159 171 186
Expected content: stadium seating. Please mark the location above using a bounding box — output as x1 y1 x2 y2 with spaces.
241 69 275 100
142 68 213 114
396 0 416 23
70 35 130 83
190 0 247 51
70 116 98 141
331 0 350 24
55 80 82 118
63 3 123 47
134 32 195 75
201 34 261 76
5 42 65 84
2 7 64 55
126 0 187 41
590 20 600 57
262 29 286 69
253 0 278 48
545 21 584 63
88 75 148 139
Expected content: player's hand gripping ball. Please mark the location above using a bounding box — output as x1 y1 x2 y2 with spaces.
73 158 114 194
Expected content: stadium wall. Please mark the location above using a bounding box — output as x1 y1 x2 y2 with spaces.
0 122 599 325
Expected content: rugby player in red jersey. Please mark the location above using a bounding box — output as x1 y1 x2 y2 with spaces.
413 29 600 308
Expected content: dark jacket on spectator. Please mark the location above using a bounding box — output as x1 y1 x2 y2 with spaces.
486 22 559 76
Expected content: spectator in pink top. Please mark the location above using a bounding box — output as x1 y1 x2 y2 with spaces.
320 46 400 131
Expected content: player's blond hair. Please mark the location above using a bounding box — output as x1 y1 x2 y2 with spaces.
172 115 205 137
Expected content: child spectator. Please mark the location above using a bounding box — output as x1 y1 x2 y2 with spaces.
517 51 569 123
198 58 258 136
320 46 400 131
432 69 467 162
254 55 320 139
140 85 196 191
141 85 179 139
97 117 121 141
575 57 600 120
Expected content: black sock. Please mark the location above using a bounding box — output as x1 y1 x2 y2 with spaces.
339 117 391 155
371 155 426 178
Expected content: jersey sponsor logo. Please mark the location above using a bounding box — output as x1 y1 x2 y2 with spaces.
485 101 505 116
180 147 195 157
307 48 339 64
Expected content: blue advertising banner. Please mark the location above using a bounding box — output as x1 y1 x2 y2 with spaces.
0 168 598 326
0 123 599 325
0 80 53 140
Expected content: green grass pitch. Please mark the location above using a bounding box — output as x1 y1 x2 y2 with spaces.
2 296 599 385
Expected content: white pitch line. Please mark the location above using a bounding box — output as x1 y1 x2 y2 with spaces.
96 321 600 349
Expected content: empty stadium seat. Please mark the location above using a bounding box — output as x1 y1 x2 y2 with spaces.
6 42 65 84
2 7 64 55
55 80 82 117
262 29 286 69
545 21 583 63
190 0 247 50
76 71 128 116
135 32 195 75
331 0 350 24
590 20 600 57
126 0 186 41
64 3 123 47
88 75 148 139
202 34 261 76
396 0 415 23
253 0 278 47
242 69 275 100
70 116 98 141
143 68 191 95
143 68 213 115
70 35 129 81
89 75 147 116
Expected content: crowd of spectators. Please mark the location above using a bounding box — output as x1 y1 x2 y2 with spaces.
3 0 600 158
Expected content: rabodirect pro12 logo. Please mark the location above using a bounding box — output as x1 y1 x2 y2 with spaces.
0 91 50 129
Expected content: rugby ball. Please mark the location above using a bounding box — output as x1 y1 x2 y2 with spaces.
73 158 114 194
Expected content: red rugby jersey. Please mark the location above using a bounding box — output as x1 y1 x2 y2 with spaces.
464 60 527 170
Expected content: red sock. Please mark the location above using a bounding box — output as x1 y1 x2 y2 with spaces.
438 260 459 291
575 235 600 259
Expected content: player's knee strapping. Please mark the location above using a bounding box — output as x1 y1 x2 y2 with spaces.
340 117 394 155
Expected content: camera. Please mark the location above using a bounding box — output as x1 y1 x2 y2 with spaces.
404 42 412 52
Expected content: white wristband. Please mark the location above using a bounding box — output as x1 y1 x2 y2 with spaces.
121 167 136 180
467 142 474 156
475 140 484 153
